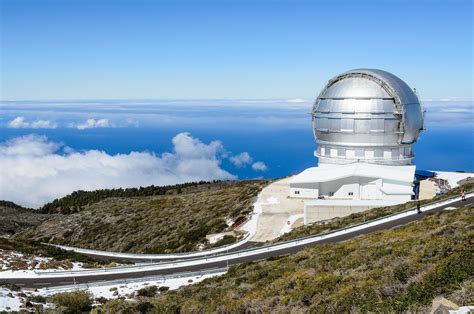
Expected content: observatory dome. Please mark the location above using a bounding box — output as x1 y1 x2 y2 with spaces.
312 69 424 166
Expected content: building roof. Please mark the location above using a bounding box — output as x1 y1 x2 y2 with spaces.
289 163 416 185
303 199 408 207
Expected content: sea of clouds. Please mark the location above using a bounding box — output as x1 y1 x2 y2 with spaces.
0 99 472 208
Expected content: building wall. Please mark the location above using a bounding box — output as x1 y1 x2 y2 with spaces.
289 187 319 198
290 176 412 204
291 176 385 200
289 182 320 198
382 194 412 202
304 204 373 223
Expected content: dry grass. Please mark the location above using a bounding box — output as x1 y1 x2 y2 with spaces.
16 181 266 253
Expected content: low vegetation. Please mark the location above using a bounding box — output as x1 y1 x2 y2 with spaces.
0 201 51 237
39 180 249 214
0 238 112 267
16 180 268 253
136 285 158 297
49 290 93 312
94 204 473 312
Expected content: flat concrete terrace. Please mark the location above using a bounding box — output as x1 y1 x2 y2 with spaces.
249 177 305 242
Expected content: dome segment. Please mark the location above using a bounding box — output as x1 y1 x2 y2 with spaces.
312 69 424 166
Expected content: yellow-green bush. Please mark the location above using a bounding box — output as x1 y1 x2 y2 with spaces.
49 290 92 312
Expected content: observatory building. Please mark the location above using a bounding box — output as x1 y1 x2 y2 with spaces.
289 69 424 223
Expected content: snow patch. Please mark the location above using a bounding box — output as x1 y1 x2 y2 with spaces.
40 270 226 299
0 288 22 312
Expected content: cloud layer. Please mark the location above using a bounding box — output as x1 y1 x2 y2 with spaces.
72 118 111 130
8 116 57 129
0 133 265 208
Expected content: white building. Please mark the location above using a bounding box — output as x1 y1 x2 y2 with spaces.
290 69 424 223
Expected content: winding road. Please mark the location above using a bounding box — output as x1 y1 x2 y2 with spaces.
2 195 471 288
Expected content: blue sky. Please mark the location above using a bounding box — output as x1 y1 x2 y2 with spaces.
0 0 473 207
1 0 472 100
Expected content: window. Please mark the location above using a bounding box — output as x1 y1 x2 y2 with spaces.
337 148 346 157
329 192 334 197
294 191 300 195
374 149 383 158
365 150 375 159
348 192 354 196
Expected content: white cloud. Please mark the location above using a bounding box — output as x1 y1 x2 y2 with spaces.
286 98 309 103
251 161 268 172
73 118 111 130
0 133 239 208
440 108 471 113
229 152 253 167
7 116 57 129
229 152 267 172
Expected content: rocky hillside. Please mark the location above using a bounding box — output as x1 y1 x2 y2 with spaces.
16 180 268 253
98 204 473 312
0 201 51 237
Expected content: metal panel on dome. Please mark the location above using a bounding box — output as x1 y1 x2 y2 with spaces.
321 77 392 99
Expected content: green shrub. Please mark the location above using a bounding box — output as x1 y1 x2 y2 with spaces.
136 285 158 297
49 290 92 312
29 294 47 303
158 286 169 293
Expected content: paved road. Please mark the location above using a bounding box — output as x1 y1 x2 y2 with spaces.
4 197 472 288
51 239 260 263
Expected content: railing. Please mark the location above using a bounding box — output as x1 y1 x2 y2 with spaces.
315 151 415 162
41 268 228 294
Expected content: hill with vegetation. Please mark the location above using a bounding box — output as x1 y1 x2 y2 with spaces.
38 180 234 214
96 204 473 312
16 180 268 253
0 201 51 237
